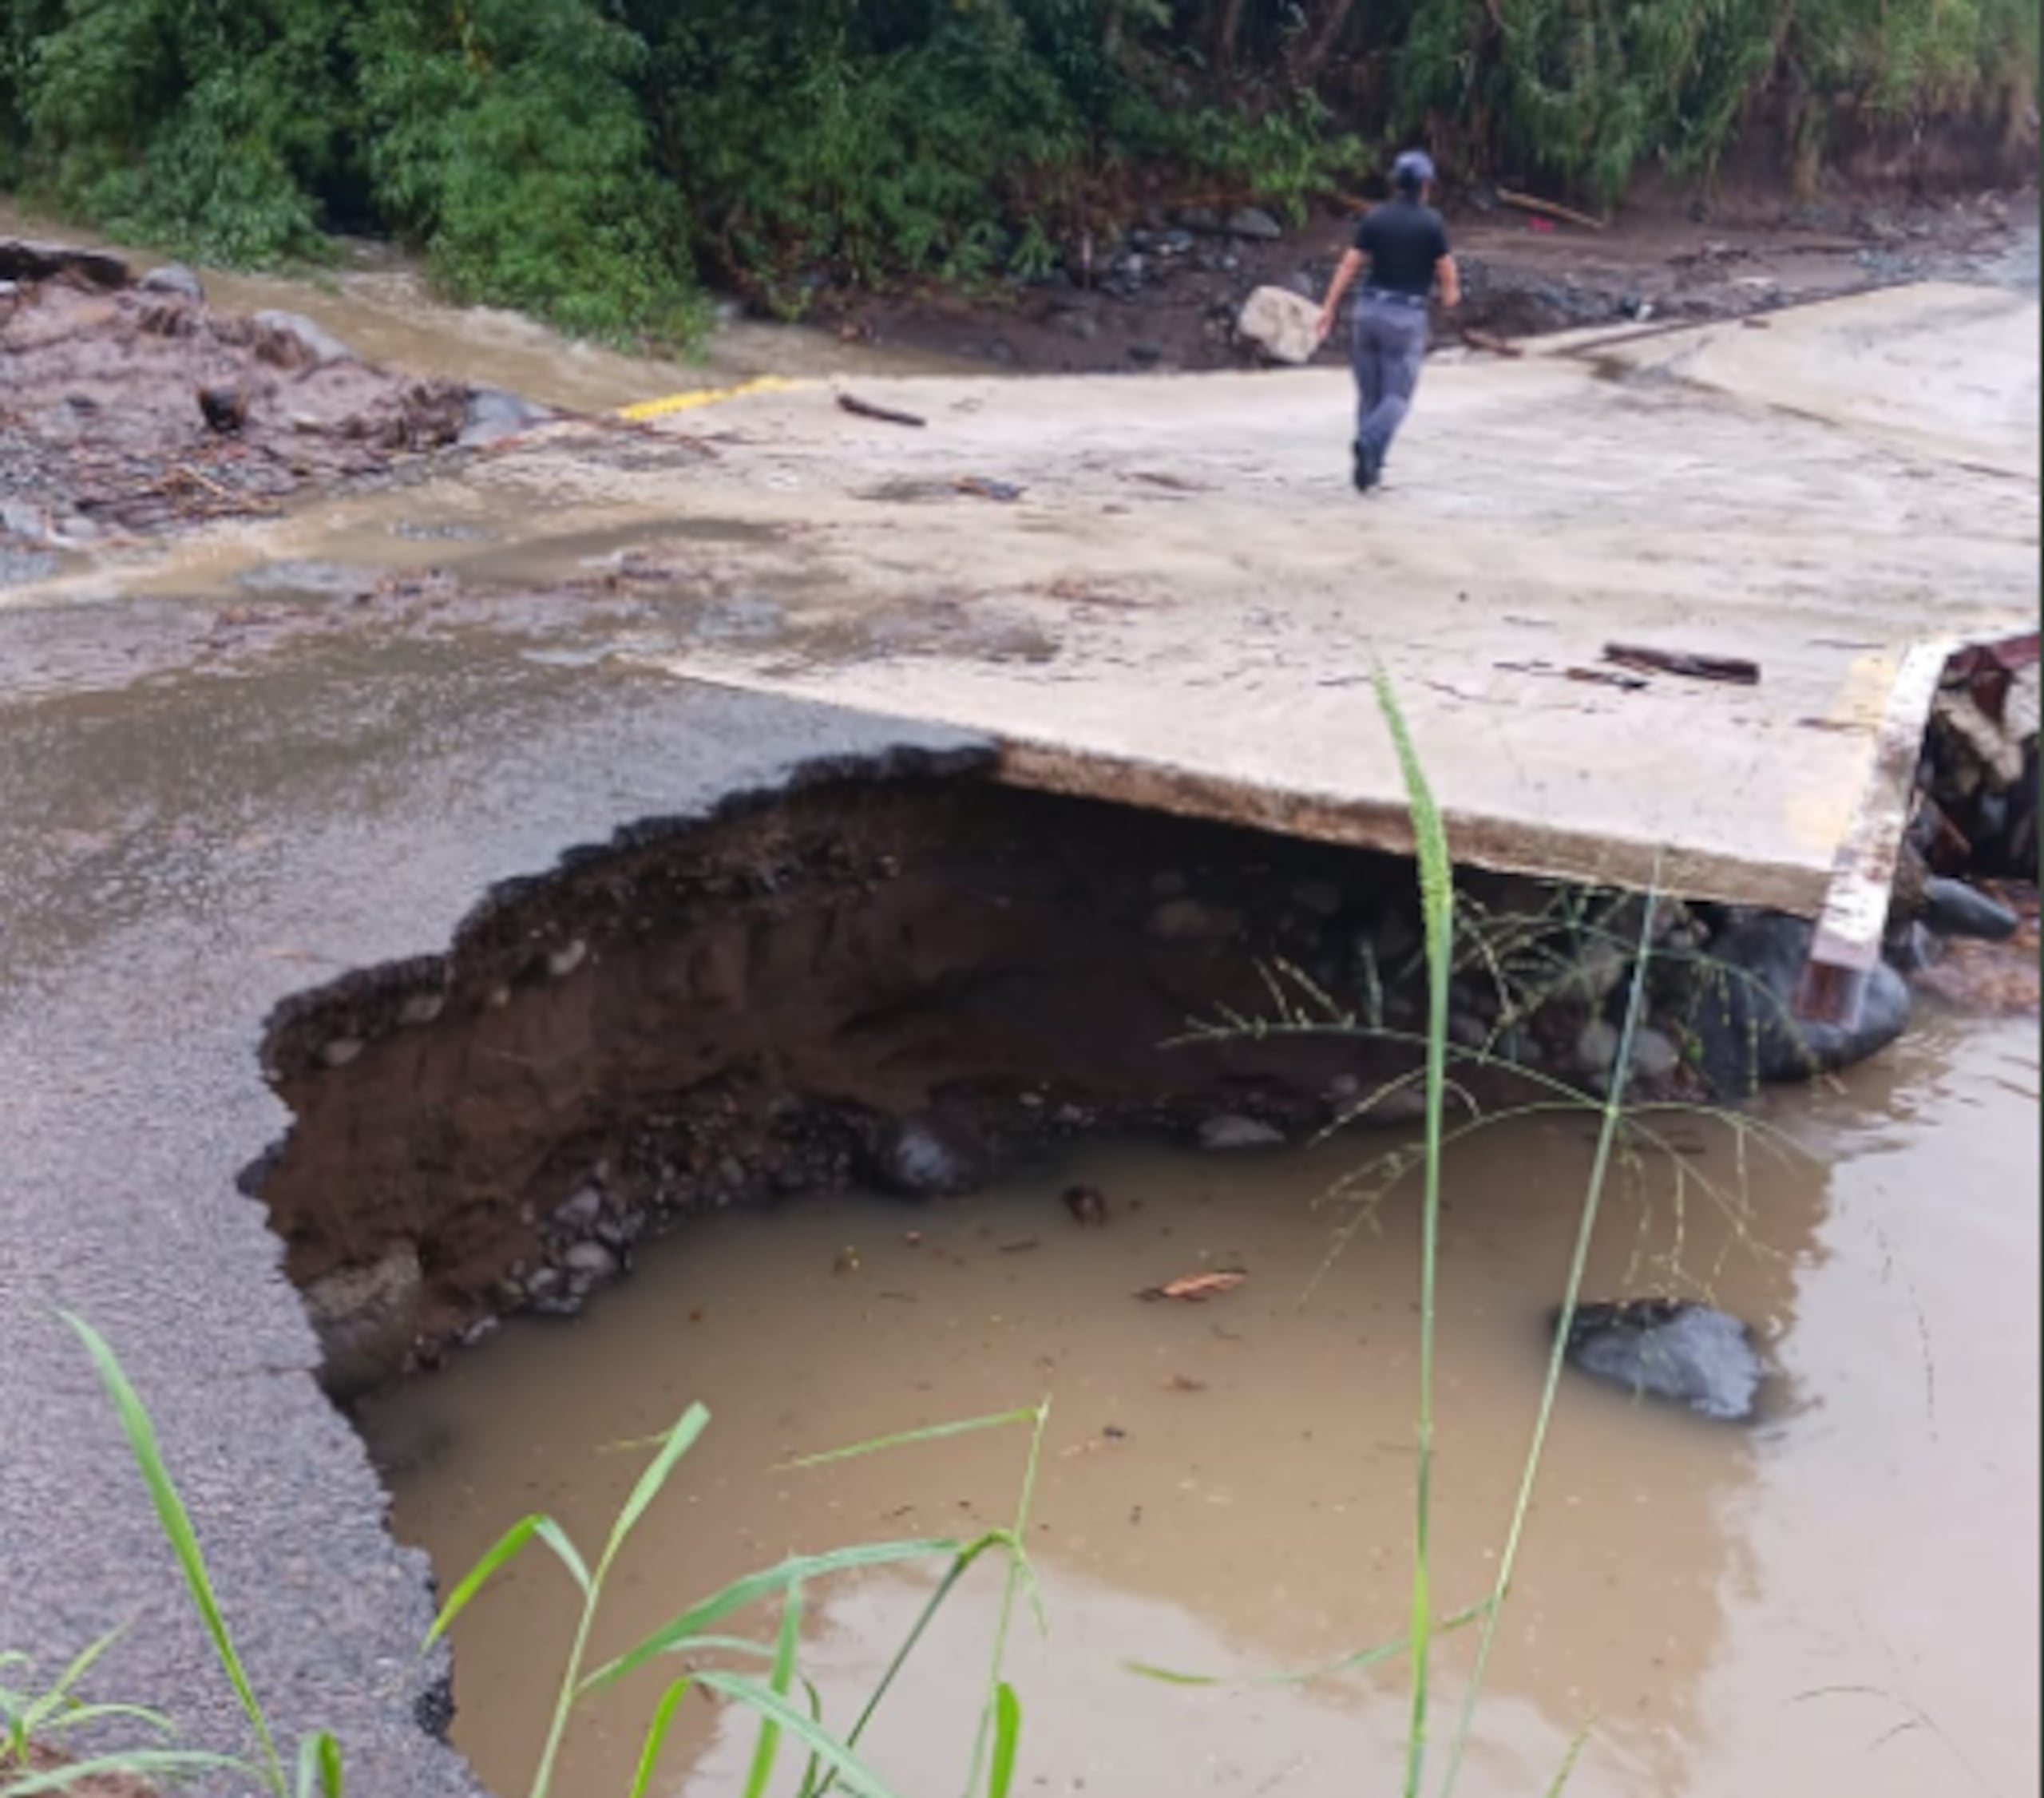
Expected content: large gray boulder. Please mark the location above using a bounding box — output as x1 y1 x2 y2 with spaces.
1559 1299 1763 1422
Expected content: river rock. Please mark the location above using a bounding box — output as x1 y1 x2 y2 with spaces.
1559 1299 1762 1421
252 308 355 368
1235 285 1321 366
1147 897 1245 944
1575 1018 1620 1075
1629 1026 1682 1082
460 386 556 447
869 1112 988 1198
1197 1114 1285 1150
302 1244 422 1403
562 1240 622 1286
1688 911 1910 1097
139 263 205 304
1921 876 2020 941
551 1186 604 1234
1227 206 1284 242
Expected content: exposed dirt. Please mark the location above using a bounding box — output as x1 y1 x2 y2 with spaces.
813 187 2039 374
249 775 1744 1378
1 1744 159 1797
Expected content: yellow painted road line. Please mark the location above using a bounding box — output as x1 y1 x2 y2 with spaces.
616 374 809 422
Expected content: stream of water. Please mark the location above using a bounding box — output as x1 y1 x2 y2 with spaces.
358 1008 2038 1798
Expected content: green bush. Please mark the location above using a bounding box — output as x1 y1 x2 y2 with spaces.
358 0 699 345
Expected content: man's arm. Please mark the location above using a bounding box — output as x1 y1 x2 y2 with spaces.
1436 251 1460 309
1317 247 1365 342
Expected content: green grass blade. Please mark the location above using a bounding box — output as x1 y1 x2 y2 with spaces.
583 1539 962 1693
61 1313 286 1796
741 1584 804 1798
1369 669 1451 1798
422 1515 557 1650
1123 1597 1491 1689
34 1702 175 1738
966 1402 1049 1798
20 1626 131 1736
600 1403 711 1573
295 1730 344 1798
625 1677 695 1798
1438 879 1662 1798
697 1673 901 1798
2 1750 253 1796
813 1534 1012 1798
1544 1726 1591 1796
781 1408 1042 1471
986 1683 1020 1798
534 1520 592 1596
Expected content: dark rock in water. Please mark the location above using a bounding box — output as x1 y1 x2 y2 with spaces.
1688 910 1910 1098
1559 1299 1762 1421
139 263 205 304
1922 876 2020 942
460 386 555 447
869 1112 988 1198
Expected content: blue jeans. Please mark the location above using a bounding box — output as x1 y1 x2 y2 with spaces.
1351 295 1428 465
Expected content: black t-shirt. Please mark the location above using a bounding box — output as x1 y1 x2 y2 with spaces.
1355 199 1450 297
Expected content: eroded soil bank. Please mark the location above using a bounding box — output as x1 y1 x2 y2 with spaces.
248 718 2037 1404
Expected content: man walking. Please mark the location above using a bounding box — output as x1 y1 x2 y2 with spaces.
1317 149 1460 493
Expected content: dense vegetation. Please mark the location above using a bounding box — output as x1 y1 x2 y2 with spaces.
0 0 2034 340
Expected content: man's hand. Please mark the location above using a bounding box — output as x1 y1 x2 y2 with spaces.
1315 303 1338 344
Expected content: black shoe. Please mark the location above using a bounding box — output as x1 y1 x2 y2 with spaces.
1352 441 1378 492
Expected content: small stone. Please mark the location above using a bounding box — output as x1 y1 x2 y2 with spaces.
545 937 588 978
529 1292 585 1320
1127 342 1164 366
1197 1115 1285 1151
321 1036 364 1069
563 1241 620 1283
397 991 444 1027
552 1186 604 1233
1227 206 1284 241
1147 897 1245 945
525 1266 564 1300
461 1317 500 1348
459 386 553 448
1556 943 1628 1006
1575 1019 1621 1075
1629 1027 1681 1082
139 263 204 303
485 985 510 1009
303 1245 422 1402
869 1114 988 1198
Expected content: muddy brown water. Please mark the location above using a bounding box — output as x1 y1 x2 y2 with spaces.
358 1009 2038 1798
0 199 972 418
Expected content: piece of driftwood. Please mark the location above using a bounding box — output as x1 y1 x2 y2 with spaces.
1603 642 1761 686
1460 326 1523 358
1497 188 1607 232
836 392 925 429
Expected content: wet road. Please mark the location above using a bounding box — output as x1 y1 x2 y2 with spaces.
0 611 984 1793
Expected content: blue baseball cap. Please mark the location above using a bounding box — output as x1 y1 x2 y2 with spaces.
1393 149 1436 188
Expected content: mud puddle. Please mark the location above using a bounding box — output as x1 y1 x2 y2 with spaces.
358 1012 2038 1798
